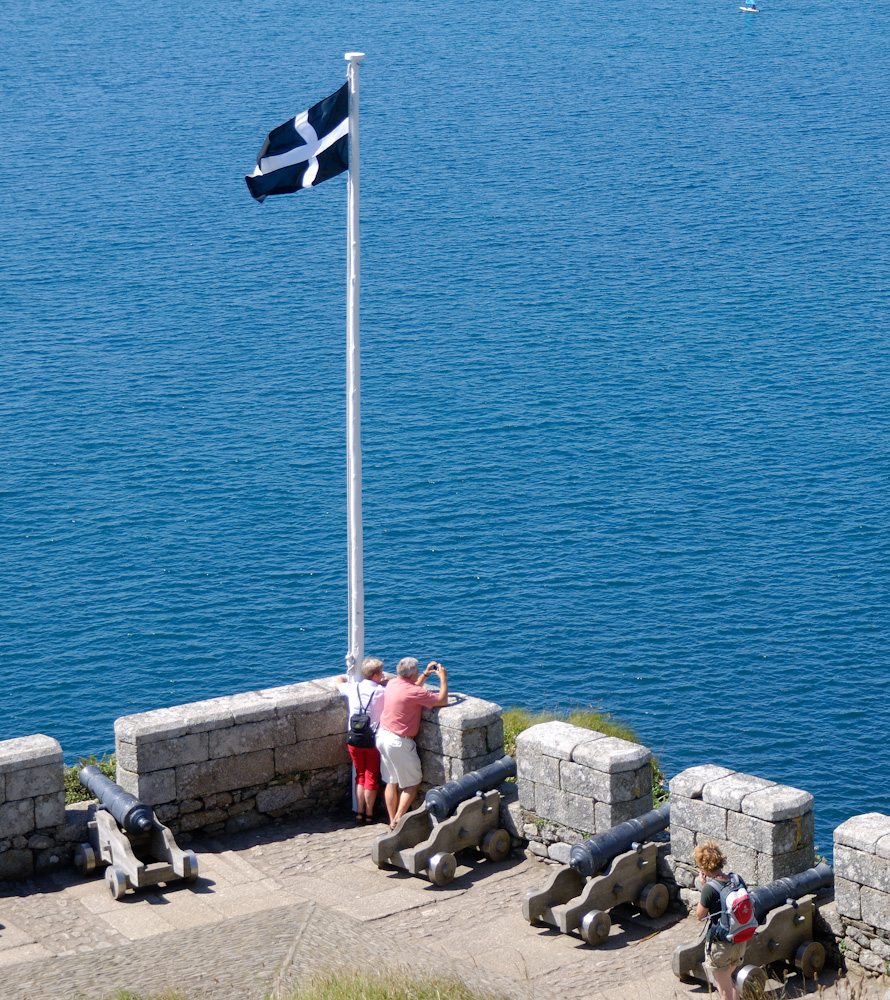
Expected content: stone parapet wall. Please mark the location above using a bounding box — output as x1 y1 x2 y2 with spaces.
0 734 80 880
114 681 504 838
516 721 653 863
668 764 815 892
832 812 890 976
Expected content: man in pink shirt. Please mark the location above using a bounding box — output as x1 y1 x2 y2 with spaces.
377 656 448 827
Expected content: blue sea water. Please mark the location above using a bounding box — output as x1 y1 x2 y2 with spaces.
1 0 888 859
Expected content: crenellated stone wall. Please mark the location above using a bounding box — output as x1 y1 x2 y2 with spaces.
667 764 815 895
113 681 504 838
832 813 890 976
0 735 84 880
516 721 654 863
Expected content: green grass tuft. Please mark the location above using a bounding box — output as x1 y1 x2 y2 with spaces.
64 753 116 804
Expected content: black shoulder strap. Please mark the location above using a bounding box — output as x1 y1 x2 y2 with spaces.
355 682 369 714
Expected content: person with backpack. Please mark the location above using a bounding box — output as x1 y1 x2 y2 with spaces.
693 841 758 1000
334 657 386 825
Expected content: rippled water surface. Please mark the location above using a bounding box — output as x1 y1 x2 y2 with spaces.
2 0 888 856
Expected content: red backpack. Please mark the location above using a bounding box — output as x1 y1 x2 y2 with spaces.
707 873 758 945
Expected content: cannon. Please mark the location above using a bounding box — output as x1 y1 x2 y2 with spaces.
74 765 199 900
522 803 671 946
371 756 517 885
671 862 834 998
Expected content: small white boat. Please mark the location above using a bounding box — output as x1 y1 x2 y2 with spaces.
739 4 758 9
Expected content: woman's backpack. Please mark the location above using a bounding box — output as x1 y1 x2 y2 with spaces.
707 873 758 946
346 684 376 749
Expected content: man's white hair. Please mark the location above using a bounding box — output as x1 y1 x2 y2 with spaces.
396 656 419 679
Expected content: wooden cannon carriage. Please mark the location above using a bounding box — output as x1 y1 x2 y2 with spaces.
73 764 199 900
371 756 516 885
522 803 671 945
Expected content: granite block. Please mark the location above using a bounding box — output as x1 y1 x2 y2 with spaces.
261 680 337 718
536 782 594 832
5 763 63 801
34 792 66 829
702 773 775 811
117 732 209 773
292 705 347 741
835 813 890 854
450 751 501 778
755 845 813 883
0 735 63 774
428 695 503 732
668 824 696 865
0 798 35 838
417 748 449 786
517 750 559 787
274 734 348 774
671 796 728 839
594 797 652 832
256 783 306 813
487 719 505 754
833 876 861 920
726 809 814 855
562 760 652 803
860 886 890 933
835 844 890 894
669 765 735 800
416 721 487 758
176 750 275 799
116 765 177 805
516 721 604 762
115 707 191 745
518 778 536 813
571 736 650 773
741 784 814 822
208 717 296 759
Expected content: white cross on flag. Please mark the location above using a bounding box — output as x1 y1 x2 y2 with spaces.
246 83 348 203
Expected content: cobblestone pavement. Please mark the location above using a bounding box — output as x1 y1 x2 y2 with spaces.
1 814 886 1000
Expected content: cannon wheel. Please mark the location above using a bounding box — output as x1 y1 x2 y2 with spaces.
183 849 200 882
736 964 768 1000
105 865 129 901
74 842 97 876
481 828 511 862
794 940 826 978
427 852 457 886
580 908 611 946
638 882 669 918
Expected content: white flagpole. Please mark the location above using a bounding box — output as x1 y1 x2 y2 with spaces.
344 52 365 683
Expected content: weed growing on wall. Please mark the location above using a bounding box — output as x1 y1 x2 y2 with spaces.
64 753 116 804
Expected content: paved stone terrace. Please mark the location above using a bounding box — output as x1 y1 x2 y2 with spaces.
0 813 886 1000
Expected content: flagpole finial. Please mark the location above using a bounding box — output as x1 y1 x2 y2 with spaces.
344 51 365 62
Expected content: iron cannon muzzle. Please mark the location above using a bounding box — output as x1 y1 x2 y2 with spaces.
569 802 670 878
79 764 154 834
423 756 517 821
750 862 833 923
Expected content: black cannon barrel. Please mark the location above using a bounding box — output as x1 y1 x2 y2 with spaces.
79 764 154 834
423 756 517 821
750 862 833 923
569 802 671 877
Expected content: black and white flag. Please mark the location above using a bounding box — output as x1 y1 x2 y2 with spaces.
246 83 348 203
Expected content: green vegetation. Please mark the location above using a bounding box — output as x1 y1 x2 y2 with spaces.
101 971 508 1000
64 754 116 804
502 706 668 806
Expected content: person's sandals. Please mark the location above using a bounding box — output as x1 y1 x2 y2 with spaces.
355 813 365 825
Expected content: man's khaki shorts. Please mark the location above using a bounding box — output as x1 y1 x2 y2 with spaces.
707 939 747 971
